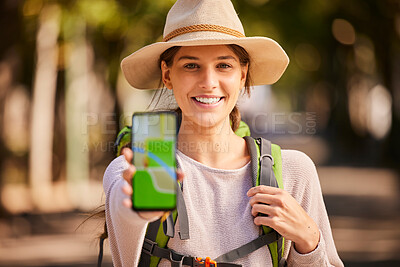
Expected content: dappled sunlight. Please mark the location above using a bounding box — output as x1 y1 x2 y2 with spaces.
0 0 399 266
368 85 392 140
332 18 356 45
348 77 392 139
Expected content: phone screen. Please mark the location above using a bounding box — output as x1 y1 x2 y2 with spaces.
131 112 177 211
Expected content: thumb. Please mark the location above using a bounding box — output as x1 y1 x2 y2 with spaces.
176 169 185 183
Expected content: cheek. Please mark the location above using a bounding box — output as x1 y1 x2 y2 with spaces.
223 74 244 95
172 86 191 107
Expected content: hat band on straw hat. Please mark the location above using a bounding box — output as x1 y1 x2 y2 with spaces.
121 0 289 89
163 24 245 42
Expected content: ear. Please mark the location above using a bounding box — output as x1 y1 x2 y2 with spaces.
240 63 249 89
161 61 173 90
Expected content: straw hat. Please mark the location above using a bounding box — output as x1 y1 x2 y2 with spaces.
121 0 289 90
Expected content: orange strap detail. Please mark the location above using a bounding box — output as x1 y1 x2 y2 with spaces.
195 257 217 267
163 24 245 42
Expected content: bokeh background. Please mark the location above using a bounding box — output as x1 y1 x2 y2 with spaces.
0 0 399 266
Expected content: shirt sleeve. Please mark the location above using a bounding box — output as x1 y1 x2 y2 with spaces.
281 150 344 267
103 155 153 267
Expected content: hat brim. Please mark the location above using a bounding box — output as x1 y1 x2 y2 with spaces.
121 36 289 90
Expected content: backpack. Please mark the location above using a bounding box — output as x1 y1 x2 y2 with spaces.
110 121 286 267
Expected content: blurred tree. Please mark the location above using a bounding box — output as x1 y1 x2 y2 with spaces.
0 0 399 215
236 0 400 168
29 3 60 210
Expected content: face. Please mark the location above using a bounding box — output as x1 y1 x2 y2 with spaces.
161 45 248 131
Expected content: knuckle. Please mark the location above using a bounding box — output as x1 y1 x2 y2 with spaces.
269 216 278 227
253 203 262 212
260 185 268 191
249 197 256 206
275 197 284 207
253 193 261 201
251 208 257 217
273 208 282 218
251 194 260 204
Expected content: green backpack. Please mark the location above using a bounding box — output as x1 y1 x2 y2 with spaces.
113 121 286 267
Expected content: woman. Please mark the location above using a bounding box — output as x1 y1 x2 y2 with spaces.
103 0 343 266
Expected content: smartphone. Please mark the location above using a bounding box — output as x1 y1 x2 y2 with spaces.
131 111 178 211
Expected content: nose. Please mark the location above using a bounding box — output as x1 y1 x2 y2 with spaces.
199 66 218 90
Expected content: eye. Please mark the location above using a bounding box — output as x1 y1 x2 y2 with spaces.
217 63 232 69
184 63 199 69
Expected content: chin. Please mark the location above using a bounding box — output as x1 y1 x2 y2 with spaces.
182 112 230 132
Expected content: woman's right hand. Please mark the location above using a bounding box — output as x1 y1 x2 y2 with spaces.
120 148 184 220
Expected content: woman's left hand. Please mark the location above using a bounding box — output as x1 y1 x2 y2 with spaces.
247 185 320 254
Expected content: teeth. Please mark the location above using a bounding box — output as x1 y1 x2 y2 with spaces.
195 97 221 104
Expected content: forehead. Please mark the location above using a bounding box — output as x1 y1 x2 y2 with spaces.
175 45 238 60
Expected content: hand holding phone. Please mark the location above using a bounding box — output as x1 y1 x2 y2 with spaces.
120 148 165 220
131 111 178 211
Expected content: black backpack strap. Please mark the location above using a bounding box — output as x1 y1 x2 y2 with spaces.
244 136 286 267
139 159 190 265
176 182 190 240
243 136 258 186
257 137 285 267
163 212 175 238
164 160 190 240
139 219 162 267
140 240 241 267
258 138 278 188
162 185 190 240
140 184 190 266
214 230 282 262
243 136 278 188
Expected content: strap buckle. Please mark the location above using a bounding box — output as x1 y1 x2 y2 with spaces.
260 153 274 166
169 249 185 267
195 257 217 267
142 238 157 256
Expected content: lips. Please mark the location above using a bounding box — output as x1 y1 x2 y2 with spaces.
193 96 224 104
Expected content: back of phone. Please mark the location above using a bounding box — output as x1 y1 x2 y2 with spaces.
131 112 177 211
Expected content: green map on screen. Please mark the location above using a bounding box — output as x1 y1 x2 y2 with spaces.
132 112 177 210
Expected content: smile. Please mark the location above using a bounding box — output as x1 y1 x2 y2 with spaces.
193 96 224 104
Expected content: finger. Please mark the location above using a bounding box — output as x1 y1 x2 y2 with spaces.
176 169 185 183
121 147 133 163
122 182 133 196
247 185 280 197
251 203 275 217
249 193 276 207
138 211 165 220
122 198 132 208
122 165 136 184
254 214 274 227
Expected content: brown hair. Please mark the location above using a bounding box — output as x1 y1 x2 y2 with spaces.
157 44 252 131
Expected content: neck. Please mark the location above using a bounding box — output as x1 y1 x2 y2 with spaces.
177 116 248 169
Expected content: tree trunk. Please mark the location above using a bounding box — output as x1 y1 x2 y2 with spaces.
29 4 60 211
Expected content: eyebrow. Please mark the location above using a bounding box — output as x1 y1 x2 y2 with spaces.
177 56 199 61
177 55 238 61
217 56 237 61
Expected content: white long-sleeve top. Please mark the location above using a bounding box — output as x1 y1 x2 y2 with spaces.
104 149 344 267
